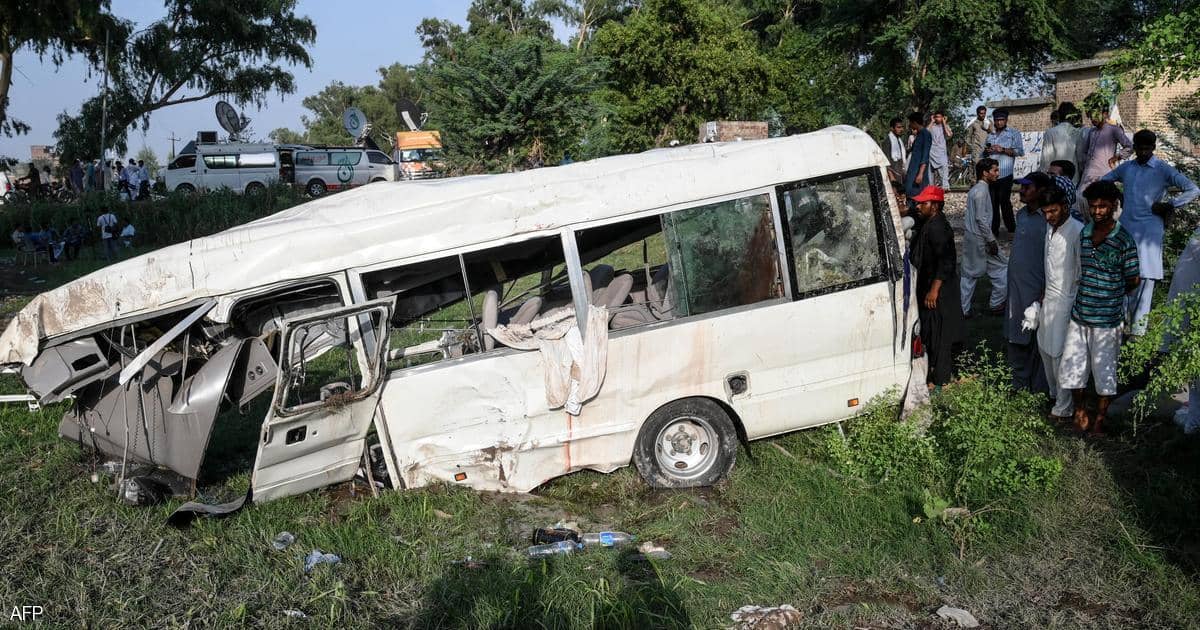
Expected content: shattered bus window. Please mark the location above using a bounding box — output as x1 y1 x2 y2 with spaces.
663 194 782 316
780 173 884 296
281 309 383 410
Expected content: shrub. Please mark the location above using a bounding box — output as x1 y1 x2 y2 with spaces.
0 184 304 251
825 391 943 489
929 351 1062 506
829 350 1062 508
1121 291 1200 423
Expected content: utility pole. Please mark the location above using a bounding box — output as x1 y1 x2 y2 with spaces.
166 132 180 160
99 29 110 191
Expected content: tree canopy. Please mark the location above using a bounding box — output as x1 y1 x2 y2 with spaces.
54 0 315 163
1 0 126 137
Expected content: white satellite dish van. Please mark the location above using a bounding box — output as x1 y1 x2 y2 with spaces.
165 142 288 194
3 126 917 507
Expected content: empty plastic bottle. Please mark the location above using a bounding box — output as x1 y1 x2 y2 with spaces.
526 541 581 558
581 531 635 547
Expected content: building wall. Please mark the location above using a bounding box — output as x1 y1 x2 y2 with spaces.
1001 105 1055 133
1054 66 1200 134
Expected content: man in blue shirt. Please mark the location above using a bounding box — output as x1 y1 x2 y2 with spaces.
905 112 932 202
983 109 1025 237
1101 129 1200 335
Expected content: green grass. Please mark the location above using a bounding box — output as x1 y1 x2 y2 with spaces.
2 391 1200 627
3 205 1200 627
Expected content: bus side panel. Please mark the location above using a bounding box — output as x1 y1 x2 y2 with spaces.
378 283 902 492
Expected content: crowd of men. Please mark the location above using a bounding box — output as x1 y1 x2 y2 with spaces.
61 158 154 200
892 101 1200 436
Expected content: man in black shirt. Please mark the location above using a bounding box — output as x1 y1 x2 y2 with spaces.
910 185 965 390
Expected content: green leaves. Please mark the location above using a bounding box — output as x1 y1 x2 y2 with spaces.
52 0 316 163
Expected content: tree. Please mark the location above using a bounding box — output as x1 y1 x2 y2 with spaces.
300 82 396 151
545 0 636 50
53 0 315 164
1107 3 1200 88
268 127 306 144
1 0 126 136
135 146 160 175
423 36 605 171
591 0 772 152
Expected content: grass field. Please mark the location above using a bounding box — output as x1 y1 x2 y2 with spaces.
2 240 1200 628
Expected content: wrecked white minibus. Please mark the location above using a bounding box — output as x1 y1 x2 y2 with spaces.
0 126 916 505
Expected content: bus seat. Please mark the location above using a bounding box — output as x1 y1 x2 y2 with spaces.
507 296 543 326
597 273 633 309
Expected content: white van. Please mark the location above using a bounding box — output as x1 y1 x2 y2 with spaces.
294 148 398 197
1 126 916 506
165 142 292 194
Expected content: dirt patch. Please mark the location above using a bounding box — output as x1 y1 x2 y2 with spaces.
1054 590 1111 617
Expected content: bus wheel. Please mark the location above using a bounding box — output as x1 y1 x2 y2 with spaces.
633 398 737 488
244 182 265 195
176 184 195 194
306 179 327 197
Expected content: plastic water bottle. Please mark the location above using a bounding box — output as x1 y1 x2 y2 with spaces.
581 531 635 548
526 541 581 558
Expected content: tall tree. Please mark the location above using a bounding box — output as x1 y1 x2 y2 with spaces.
135 146 160 175
53 0 315 163
546 0 636 50
299 81 399 150
591 0 772 151
1 0 126 136
268 127 306 144
1107 2 1200 88
423 36 604 172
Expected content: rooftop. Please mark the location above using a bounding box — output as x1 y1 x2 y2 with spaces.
985 95 1055 109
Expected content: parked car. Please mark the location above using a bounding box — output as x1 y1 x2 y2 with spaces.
295 148 398 197
165 142 304 194
1 126 915 507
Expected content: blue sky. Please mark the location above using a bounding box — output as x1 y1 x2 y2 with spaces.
0 0 549 163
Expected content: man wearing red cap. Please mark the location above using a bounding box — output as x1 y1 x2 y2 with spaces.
910 185 965 389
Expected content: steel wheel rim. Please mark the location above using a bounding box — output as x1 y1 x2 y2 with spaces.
308 182 324 196
653 415 719 480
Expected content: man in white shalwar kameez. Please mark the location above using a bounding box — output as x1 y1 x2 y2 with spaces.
1038 187 1084 419
961 158 1008 316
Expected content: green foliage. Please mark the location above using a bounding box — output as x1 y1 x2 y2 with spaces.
53 0 316 163
297 64 425 152
0 0 126 137
830 350 1062 509
423 36 604 172
826 392 944 489
1121 291 1200 422
930 351 1062 505
591 0 771 152
1108 3 1200 88
134 147 160 177
0 184 303 252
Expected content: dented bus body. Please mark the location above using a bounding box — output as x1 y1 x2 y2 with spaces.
0 126 916 504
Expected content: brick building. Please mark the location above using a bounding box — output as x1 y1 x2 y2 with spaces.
981 96 1055 132
988 53 1200 146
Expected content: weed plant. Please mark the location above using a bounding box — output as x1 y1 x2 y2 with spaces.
828 348 1062 553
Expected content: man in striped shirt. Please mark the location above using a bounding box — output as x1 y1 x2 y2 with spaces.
1059 180 1140 435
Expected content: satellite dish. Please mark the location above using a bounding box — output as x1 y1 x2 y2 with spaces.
396 98 426 132
215 101 246 138
342 107 368 138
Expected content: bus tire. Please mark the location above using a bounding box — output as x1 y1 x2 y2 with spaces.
370 177 386 183
306 179 327 197
175 183 195 194
633 397 737 488
244 182 266 195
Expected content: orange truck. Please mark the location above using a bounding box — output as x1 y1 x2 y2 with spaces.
394 130 445 180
